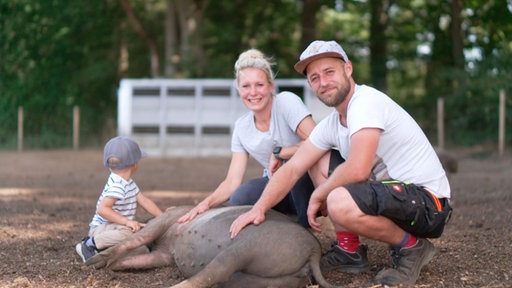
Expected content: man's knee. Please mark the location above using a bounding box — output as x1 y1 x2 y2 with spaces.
326 187 355 218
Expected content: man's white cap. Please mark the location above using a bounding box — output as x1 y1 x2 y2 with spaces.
294 40 349 75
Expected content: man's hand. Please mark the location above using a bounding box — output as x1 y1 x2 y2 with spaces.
307 193 327 233
176 202 209 223
229 208 266 239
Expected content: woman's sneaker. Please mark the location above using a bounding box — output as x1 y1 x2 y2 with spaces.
373 238 436 285
320 241 369 273
75 237 98 263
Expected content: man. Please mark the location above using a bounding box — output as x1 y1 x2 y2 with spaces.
229 40 452 286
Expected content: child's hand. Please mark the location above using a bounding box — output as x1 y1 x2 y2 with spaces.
125 219 145 232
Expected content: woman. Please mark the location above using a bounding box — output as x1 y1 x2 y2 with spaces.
177 49 316 227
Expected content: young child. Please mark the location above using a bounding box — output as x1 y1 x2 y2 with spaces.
75 136 163 262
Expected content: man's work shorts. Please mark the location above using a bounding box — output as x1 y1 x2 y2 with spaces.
344 181 452 238
327 149 452 238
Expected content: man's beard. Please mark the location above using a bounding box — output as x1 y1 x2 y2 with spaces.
318 82 350 107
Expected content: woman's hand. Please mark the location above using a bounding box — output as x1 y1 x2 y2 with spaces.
268 154 282 177
176 202 209 223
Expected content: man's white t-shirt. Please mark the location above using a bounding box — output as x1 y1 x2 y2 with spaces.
309 84 450 199
232 91 311 176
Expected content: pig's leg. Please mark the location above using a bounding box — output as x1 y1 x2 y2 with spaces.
86 222 169 269
170 239 312 288
222 268 310 288
171 245 250 288
109 250 174 271
171 265 310 288
86 207 188 269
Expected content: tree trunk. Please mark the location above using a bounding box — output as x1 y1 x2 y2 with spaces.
166 0 209 77
165 0 178 77
369 0 389 92
299 0 319 51
425 2 447 95
426 0 464 98
450 0 464 70
119 0 160 77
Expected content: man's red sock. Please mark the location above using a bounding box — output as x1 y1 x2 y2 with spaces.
398 232 417 249
335 231 360 253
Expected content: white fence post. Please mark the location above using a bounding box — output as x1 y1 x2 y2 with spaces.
437 98 444 150
118 79 133 136
194 84 202 150
159 84 167 155
73 106 80 150
499 89 506 157
17 106 23 152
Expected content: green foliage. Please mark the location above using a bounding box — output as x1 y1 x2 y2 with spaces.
446 48 512 145
423 0 512 146
202 0 302 78
316 2 371 84
0 0 124 149
1 0 511 149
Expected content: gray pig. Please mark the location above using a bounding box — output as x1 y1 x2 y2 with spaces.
86 205 342 288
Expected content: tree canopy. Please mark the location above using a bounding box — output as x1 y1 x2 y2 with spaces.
1 0 511 149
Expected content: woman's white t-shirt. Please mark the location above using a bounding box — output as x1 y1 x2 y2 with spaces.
232 91 311 176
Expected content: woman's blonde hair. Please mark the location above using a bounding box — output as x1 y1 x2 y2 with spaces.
234 49 276 87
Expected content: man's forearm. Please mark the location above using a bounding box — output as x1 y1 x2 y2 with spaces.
254 165 298 212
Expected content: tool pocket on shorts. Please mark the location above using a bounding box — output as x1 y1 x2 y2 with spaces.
373 181 424 228
373 181 408 218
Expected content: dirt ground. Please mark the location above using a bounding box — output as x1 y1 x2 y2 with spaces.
0 148 511 288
